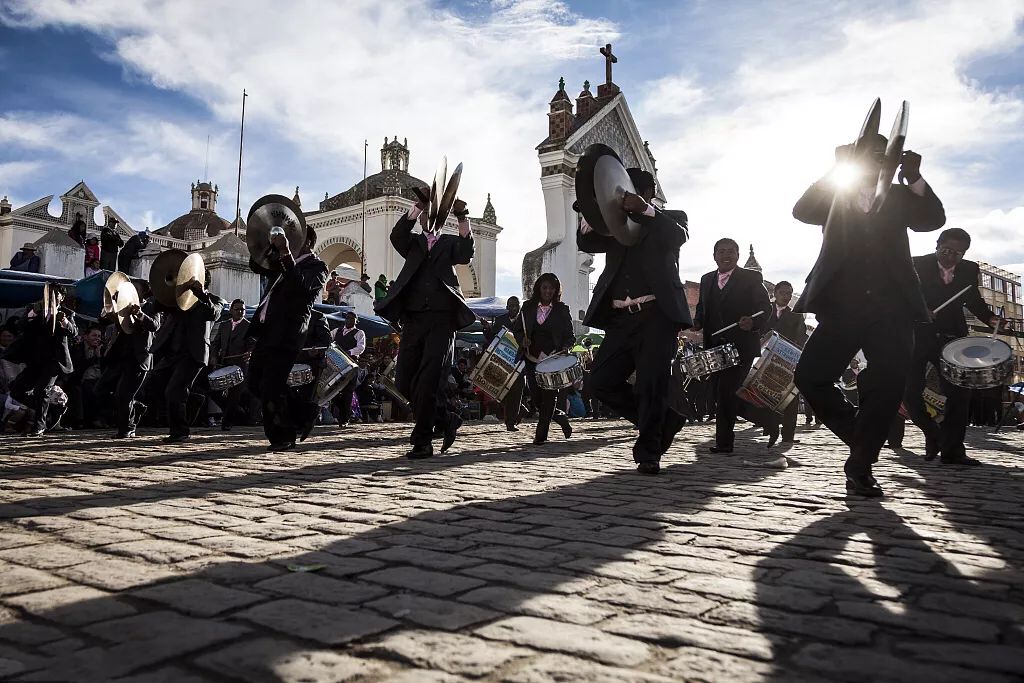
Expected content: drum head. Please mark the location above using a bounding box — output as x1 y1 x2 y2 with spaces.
537 354 577 372
941 337 1012 368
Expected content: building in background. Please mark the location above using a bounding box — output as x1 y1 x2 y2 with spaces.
973 262 1023 380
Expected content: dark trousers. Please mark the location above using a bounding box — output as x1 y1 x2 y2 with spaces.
588 306 679 463
150 354 204 437
794 312 913 476
714 358 755 449
334 382 356 425
738 393 799 442
502 375 524 429
524 363 566 442
13 364 58 428
100 250 118 271
249 345 300 445
903 330 969 458
220 380 252 428
395 311 455 448
96 360 147 433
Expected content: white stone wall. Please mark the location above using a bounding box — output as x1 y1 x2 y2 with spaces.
36 241 83 280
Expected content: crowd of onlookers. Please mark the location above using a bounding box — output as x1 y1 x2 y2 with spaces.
323 271 392 305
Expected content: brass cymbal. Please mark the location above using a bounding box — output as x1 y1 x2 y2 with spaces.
872 100 909 212
113 280 141 332
433 162 463 232
104 271 131 315
428 156 447 233
149 249 187 309
246 194 306 271
856 97 882 153
174 253 206 311
575 144 641 247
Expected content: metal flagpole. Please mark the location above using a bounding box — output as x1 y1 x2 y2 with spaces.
234 89 248 236
361 139 368 275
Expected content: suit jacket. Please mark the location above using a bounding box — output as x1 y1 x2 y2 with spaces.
694 267 772 363
513 301 575 358
152 293 221 366
248 253 329 353
109 298 160 370
792 179 945 320
19 309 78 374
117 235 146 273
578 208 691 330
913 254 992 338
766 306 808 348
374 215 475 330
215 318 252 366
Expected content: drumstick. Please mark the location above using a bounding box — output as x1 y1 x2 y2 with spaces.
991 306 1005 339
932 285 971 314
711 310 764 337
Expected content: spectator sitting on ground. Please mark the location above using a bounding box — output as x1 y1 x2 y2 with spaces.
8 243 40 273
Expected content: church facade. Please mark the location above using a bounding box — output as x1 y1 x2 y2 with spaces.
523 45 665 328
306 137 503 298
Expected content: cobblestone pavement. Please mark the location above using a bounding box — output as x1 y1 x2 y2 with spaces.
0 418 1022 682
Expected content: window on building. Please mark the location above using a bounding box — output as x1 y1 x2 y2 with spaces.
982 273 992 289
200 196 209 209
1016 285 1022 301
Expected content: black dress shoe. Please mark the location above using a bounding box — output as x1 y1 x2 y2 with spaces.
782 438 799 445
766 426 780 448
924 435 940 461
709 446 733 454
441 416 461 454
221 422 233 431
506 425 519 432
636 461 661 475
554 415 572 439
163 434 190 444
845 474 884 498
407 444 434 459
114 430 136 439
940 455 982 466
268 441 296 452
533 436 547 445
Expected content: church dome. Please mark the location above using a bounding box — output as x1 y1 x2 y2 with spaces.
154 180 231 240
318 136 429 212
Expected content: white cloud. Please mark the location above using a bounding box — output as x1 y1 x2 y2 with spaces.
0 160 44 190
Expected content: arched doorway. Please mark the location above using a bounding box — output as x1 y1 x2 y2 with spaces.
316 236 363 275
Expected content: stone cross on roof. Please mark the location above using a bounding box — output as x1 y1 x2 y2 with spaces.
599 43 617 85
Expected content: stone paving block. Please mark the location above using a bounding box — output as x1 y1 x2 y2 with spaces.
235 598 397 644
918 591 1024 622
0 563 67 596
100 539 213 563
362 566 485 597
361 630 529 677
195 560 282 583
192 534 296 559
653 646 790 683
602 612 778 660
110 666 212 683
366 545 485 571
671 573 830 612
0 542 107 569
476 615 651 667
132 578 264 616
835 599 1001 641
704 600 875 644
587 582 718 618
385 670 470 683
459 585 616 625
892 641 1024 674
5 586 135 626
195 636 388 682
792 642 1014 683
0 606 65 644
53 557 178 591
502 653 676 683
368 593 499 630
460 563 600 594
255 570 389 605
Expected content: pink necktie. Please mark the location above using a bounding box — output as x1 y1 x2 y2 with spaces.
426 234 439 251
941 267 954 285
536 305 551 325
718 272 731 289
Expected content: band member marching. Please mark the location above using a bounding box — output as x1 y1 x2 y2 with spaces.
905 228 1005 465
580 167 691 475
375 191 475 459
213 298 253 431
484 296 525 431
247 207 329 452
761 280 808 445
97 281 160 438
793 105 946 497
332 311 366 428
150 275 221 443
693 238 772 452
513 273 574 445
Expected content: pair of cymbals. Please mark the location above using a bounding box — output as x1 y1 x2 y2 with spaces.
855 98 909 212
150 249 206 311
247 194 307 271
574 144 643 247
112 280 141 332
103 271 131 316
427 157 463 234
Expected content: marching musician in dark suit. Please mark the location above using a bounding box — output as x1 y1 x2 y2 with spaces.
150 277 221 443
906 228 1003 465
579 168 691 475
375 196 475 459
213 298 253 431
692 238 772 453
9 284 77 435
332 311 366 428
513 273 574 445
764 280 808 445
484 296 525 431
792 134 945 497
248 226 329 451
97 281 160 438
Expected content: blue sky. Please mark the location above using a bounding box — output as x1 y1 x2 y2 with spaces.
2 0 1023 295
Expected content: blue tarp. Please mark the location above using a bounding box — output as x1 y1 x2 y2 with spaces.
465 296 508 319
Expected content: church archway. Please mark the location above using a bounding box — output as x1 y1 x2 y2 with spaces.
457 263 480 298
316 236 363 274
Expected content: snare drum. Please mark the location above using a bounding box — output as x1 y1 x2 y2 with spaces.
536 354 584 391
313 345 358 406
469 327 525 401
286 363 315 387
940 336 1014 389
209 365 244 392
678 343 739 379
737 332 800 413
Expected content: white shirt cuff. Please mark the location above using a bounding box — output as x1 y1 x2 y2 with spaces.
458 218 472 238
642 203 655 218
408 205 423 220
580 218 592 234
909 177 928 197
